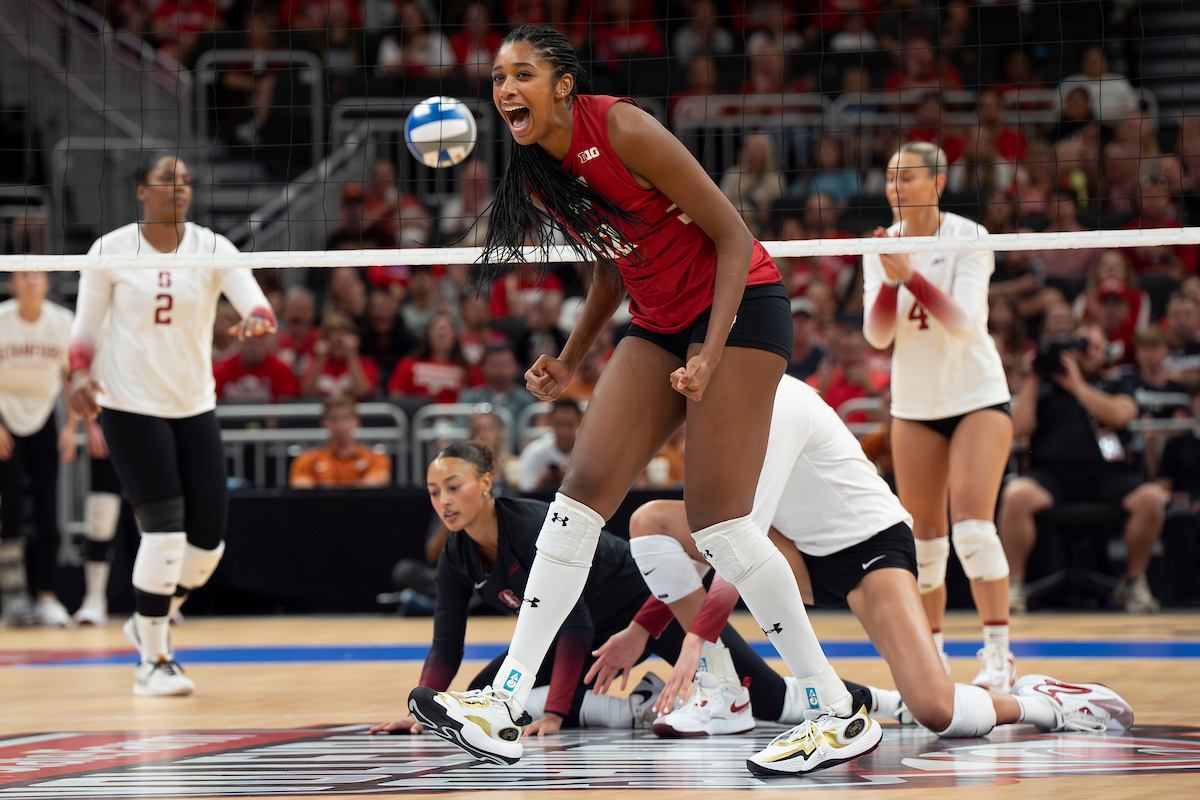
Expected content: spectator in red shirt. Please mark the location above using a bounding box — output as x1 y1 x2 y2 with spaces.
1093 279 1137 366
363 159 399 236
276 286 320 377
1074 250 1150 350
740 35 813 95
1122 179 1199 279
807 325 889 422
300 312 380 399
904 92 964 166
489 263 565 320
150 0 220 64
592 0 666 72
388 313 483 403
883 36 962 97
459 289 507 365
451 2 504 83
278 0 361 31
668 56 718 126
215 334 300 402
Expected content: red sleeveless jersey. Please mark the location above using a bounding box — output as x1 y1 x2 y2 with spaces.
560 95 781 334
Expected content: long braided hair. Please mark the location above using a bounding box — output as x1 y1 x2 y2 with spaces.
480 25 647 278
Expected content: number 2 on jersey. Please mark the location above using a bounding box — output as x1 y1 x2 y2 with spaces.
155 271 173 324
908 302 930 330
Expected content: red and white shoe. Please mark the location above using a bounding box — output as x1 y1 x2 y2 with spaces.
652 673 755 738
972 644 1016 693
1013 674 1135 733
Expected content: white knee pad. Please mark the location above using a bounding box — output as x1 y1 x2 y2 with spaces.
535 493 604 567
628 534 705 602
937 683 998 738
691 515 777 584
952 520 1010 582
178 541 226 591
132 532 187 596
85 492 121 543
915 537 950 594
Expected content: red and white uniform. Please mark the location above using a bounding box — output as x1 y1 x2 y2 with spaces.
71 222 273 418
0 300 72 435
562 95 781 334
862 213 1010 421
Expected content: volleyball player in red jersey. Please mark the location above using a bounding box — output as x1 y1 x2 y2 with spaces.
408 25 880 774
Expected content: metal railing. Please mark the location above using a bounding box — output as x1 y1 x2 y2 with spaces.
673 94 831 176
409 403 514 484
216 402 410 487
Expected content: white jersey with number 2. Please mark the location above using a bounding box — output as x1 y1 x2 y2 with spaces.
862 212 1010 421
72 222 270 419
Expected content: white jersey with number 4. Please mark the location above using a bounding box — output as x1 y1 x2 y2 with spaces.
0 300 73 435
862 212 1010 421
73 222 270 419
752 375 912 557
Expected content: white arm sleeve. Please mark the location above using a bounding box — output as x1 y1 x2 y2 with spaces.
861 253 896 349
949 246 996 337
214 235 271 320
70 257 114 358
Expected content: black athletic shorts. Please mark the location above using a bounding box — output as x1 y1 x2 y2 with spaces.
800 522 917 609
626 282 792 362
90 457 122 494
914 402 1011 439
1022 464 1143 507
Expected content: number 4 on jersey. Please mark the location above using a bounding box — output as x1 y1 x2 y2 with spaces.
908 303 929 330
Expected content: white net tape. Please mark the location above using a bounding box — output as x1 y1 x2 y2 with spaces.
4 227 1200 271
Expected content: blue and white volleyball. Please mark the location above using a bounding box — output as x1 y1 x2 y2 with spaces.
404 97 478 169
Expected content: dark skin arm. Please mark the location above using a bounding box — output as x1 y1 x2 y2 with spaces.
606 101 756 401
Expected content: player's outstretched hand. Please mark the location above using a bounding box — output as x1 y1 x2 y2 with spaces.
229 310 278 341
671 354 715 401
654 632 703 715
872 227 913 284
525 354 573 401
368 715 425 735
585 624 650 695
67 370 101 420
523 713 563 738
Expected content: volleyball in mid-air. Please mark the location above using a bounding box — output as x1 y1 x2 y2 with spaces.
404 97 478 169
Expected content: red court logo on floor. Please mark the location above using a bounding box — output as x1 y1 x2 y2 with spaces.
0 726 1198 796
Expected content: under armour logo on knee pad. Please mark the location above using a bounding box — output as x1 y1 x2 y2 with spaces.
763 623 783 635
551 513 569 526
703 549 713 559
523 597 540 608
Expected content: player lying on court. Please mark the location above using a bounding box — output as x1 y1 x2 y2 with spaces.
588 374 1134 766
371 442 818 738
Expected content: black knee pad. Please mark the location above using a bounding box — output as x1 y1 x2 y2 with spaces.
134 497 185 533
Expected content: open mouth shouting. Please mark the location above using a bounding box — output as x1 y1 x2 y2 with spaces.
501 103 531 135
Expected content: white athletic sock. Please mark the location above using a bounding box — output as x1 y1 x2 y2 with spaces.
579 690 637 728
983 622 1010 651
523 685 549 720
136 613 171 661
695 517 849 715
932 631 946 656
83 562 110 606
869 686 903 718
494 495 604 706
1016 695 1058 729
698 641 738 683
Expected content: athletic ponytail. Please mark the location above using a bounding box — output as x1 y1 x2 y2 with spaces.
481 24 647 280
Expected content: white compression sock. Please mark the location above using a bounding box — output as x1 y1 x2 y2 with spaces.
1016 694 1058 729
693 516 851 716
579 691 637 728
135 614 171 661
869 686 904 718
83 562 110 606
523 686 549 720
493 494 604 705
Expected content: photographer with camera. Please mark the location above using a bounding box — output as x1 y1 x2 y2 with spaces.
1000 322 1168 614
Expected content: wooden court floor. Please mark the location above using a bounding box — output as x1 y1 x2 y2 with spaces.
2 612 1199 799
